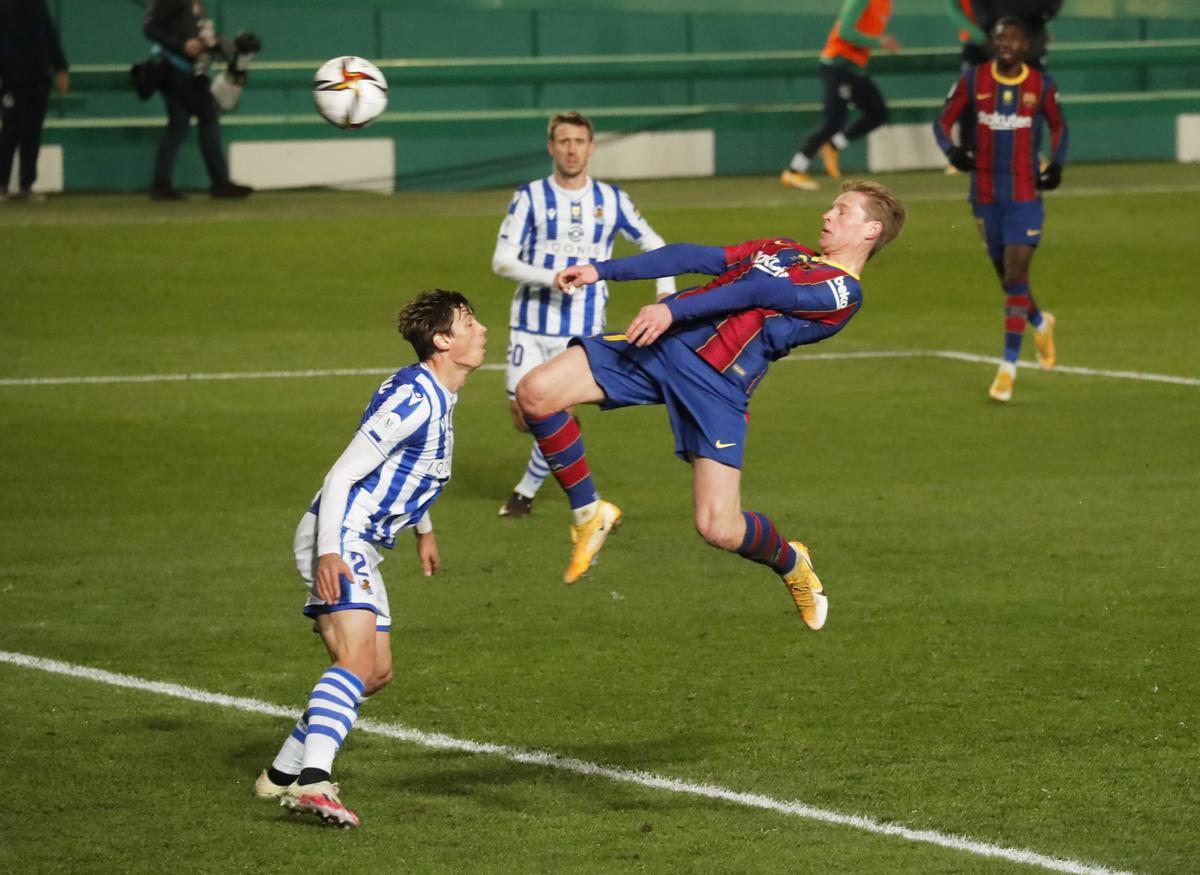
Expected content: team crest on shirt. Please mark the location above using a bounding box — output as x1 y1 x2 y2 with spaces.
594 205 604 219
1023 92 1038 108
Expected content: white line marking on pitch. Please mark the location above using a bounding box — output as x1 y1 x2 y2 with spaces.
0 350 1195 388
0 650 1133 875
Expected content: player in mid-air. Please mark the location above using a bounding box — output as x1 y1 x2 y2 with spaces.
253 290 487 827
491 111 674 519
515 180 905 630
934 16 1068 402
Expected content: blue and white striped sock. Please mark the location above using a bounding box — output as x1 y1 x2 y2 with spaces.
300 667 365 774
515 441 551 498
270 714 309 776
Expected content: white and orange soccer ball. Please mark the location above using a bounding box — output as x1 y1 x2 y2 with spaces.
312 56 389 129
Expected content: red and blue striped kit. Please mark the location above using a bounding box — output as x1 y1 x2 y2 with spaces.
935 61 1068 204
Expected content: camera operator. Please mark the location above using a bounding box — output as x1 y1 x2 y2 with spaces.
144 0 251 200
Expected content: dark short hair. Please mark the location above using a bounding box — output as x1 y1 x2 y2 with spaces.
397 289 474 361
993 16 1028 37
547 111 595 141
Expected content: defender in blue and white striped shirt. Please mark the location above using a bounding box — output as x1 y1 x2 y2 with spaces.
492 111 675 518
255 290 487 828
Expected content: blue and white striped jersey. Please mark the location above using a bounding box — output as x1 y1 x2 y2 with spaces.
310 363 455 552
494 175 672 337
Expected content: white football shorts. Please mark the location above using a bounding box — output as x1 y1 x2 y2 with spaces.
505 327 574 398
293 511 392 632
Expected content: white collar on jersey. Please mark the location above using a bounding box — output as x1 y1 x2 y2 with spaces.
547 175 594 199
418 361 458 402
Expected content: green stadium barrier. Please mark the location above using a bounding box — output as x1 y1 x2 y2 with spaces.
34 0 1200 191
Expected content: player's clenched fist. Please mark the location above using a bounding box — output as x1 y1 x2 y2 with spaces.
555 263 600 292
315 553 354 604
625 303 674 347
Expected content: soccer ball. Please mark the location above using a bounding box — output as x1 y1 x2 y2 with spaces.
312 56 389 129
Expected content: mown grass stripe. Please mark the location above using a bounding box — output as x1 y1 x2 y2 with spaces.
0 649 1133 875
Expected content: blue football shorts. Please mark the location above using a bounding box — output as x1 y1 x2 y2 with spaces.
573 333 749 469
973 200 1045 263
293 511 392 632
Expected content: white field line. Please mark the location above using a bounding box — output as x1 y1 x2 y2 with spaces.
1 649 1133 875
1 350 1196 388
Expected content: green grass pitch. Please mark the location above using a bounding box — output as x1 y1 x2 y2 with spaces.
1 163 1197 873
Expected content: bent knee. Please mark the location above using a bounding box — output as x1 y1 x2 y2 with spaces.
363 669 392 697
694 515 743 552
515 372 548 418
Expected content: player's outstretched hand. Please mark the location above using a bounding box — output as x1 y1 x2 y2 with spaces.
315 553 355 605
415 531 440 577
626 303 673 347
555 264 600 293
947 145 975 172
1037 162 1063 191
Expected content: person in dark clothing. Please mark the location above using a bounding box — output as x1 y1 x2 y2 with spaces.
971 0 1062 69
0 0 69 201
143 0 251 200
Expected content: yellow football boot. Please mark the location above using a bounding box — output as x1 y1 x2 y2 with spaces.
819 143 842 180
781 542 828 631
564 500 622 584
780 169 819 191
1035 312 1056 370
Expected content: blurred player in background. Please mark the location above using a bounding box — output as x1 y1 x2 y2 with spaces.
491 111 674 518
517 181 905 631
934 17 1068 402
970 0 1062 69
0 0 69 202
254 290 487 827
945 0 990 70
142 0 252 200
780 0 899 191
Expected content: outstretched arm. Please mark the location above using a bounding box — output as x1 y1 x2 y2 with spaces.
556 243 727 292
667 271 852 323
626 271 858 347
600 243 728 281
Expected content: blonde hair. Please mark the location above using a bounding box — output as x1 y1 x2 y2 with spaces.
842 179 906 257
547 111 595 142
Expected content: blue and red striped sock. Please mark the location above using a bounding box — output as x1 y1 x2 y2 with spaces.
1003 280 1031 364
737 511 797 575
524 411 597 510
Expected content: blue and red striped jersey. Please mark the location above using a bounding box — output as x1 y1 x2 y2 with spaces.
596 239 862 396
934 61 1068 204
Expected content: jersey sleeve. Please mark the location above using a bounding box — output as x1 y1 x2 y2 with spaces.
614 188 676 297
596 243 729 282
492 188 556 287
721 238 792 265
837 0 884 49
934 72 972 155
359 386 433 458
665 270 857 324
1041 75 1069 166
315 430 391 555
